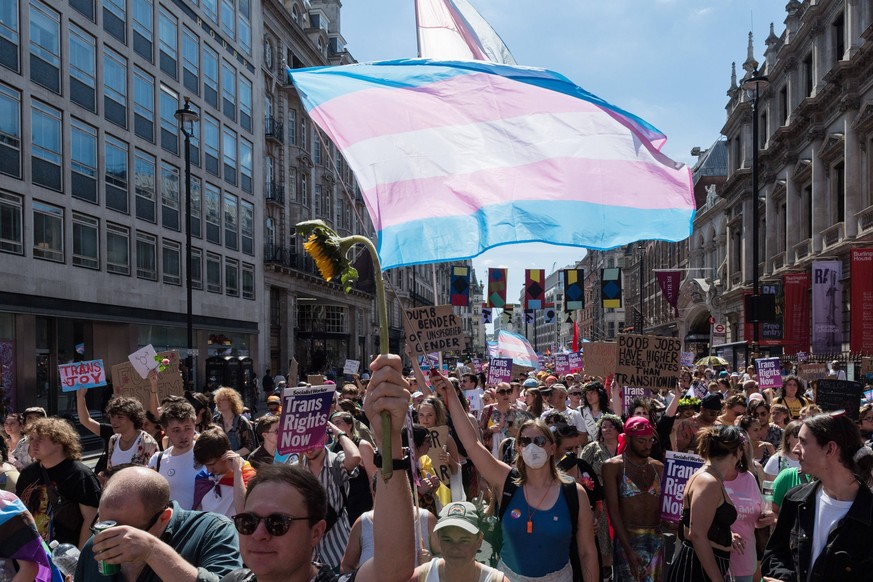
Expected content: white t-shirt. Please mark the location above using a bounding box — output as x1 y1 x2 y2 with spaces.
197 478 235 518
810 489 854 577
110 433 143 467
148 447 199 510
465 388 484 415
763 454 800 476
541 407 587 435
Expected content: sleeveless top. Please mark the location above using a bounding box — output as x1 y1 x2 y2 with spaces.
500 484 572 577
619 459 660 498
360 509 431 566
679 501 737 547
418 558 503 582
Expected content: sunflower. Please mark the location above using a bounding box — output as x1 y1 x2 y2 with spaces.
297 220 359 293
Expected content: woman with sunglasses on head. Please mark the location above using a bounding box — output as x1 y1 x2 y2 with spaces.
431 371 599 582
481 382 524 457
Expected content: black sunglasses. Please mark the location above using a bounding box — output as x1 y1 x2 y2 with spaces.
517 435 548 447
232 512 311 536
568 391 582 396
496 389 512 396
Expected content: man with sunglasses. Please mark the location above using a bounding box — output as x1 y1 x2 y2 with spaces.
75 466 242 581
220 353 416 582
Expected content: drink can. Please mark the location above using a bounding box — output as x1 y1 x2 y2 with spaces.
91 520 121 576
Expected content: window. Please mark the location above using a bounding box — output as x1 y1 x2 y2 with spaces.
242 263 254 299
31 101 62 191
102 0 126 42
104 136 129 213
134 67 154 140
205 183 221 244
134 150 156 221
190 176 202 238
225 258 239 296
833 12 845 64
203 45 218 109
239 15 251 56
161 162 180 230
72 212 98 269
314 184 321 215
313 131 321 165
160 85 178 154
287 109 296 145
241 200 253 255
158 7 177 77
300 174 308 206
779 86 788 126
29 1 60 93
222 127 236 185
203 114 220 175
220 0 234 38
803 53 813 97
300 117 307 151
221 60 235 119
202 0 217 23
69 26 96 111
0 85 20 178
136 232 157 280
191 247 202 288
71 120 98 203
132 0 153 59
103 48 127 128
224 192 237 250
32 200 63 261
182 28 199 94
240 138 253 193
0 192 22 254
106 223 129 274
206 252 221 292
162 239 181 285
0 0 19 72
239 76 252 132
288 168 296 201
832 160 845 223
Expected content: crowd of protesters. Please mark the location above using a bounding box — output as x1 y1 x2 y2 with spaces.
0 352 871 581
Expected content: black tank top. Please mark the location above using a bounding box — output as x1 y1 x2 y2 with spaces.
679 500 737 547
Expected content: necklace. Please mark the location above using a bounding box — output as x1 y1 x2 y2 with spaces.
623 453 650 470
523 483 554 534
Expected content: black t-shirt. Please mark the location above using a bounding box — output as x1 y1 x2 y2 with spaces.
557 454 604 511
247 446 274 470
16 458 101 545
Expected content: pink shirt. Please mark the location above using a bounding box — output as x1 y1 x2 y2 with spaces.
723 471 764 576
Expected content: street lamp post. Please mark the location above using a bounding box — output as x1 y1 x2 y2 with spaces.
175 97 200 390
742 70 769 356
638 243 645 333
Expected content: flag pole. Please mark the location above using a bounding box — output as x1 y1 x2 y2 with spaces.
414 0 423 58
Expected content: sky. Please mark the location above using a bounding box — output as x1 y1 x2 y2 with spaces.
339 0 788 305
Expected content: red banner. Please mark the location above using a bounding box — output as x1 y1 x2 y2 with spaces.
783 272 811 356
851 249 873 353
655 271 681 317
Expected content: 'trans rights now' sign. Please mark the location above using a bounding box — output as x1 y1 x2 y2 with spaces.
277 385 335 455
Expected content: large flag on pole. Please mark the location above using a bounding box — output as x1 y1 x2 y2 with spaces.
287 60 695 269
491 330 538 368
416 0 517 65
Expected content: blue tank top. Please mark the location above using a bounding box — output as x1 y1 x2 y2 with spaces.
500 484 572 576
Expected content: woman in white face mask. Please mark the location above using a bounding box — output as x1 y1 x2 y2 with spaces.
431 370 599 582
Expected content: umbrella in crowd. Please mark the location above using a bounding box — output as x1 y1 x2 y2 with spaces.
694 356 729 367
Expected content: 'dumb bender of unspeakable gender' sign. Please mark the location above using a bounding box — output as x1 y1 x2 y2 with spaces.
404 305 466 354
278 385 335 455
59 360 107 392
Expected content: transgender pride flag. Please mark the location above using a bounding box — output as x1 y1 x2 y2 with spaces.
288 59 695 269
489 330 538 368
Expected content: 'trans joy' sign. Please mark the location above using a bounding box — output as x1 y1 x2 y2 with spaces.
277 385 335 455
487 358 512 385
59 359 107 392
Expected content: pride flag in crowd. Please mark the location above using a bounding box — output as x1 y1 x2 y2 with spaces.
415 0 517 64
288 59 695 269
488 330 538 368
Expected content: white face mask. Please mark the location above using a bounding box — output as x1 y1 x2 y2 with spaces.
521 443 549 469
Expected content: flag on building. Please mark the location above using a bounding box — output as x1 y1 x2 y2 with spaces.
524 269 545 310
487 268 507 308
655 270 681 317
601 268 623 309
415 0 517 64
563 269 584 311
450 266 471 306
286 60 695 269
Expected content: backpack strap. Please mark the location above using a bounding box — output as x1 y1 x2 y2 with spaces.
561 479 581 581
498 469 520 519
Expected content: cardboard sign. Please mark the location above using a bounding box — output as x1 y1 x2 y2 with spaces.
583 342 618 378
425 425 453 486
614 334 682 390
680 352 695 367
111 351 183 404
128 344 159 379
798 363 829 382
815 379 864 420
404 305 466 355
554 354 570 375
622 386 651 417
343 359 360 375
487 358 512 386
288 357 299 387
660 451 704 523
277 385 335 455
307 375 325 386
568 352 582 372
861 357 873 378
756 357 783 389
59 360 107 392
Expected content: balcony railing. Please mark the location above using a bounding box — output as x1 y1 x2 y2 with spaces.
821 222 845 250
265 117 284 144
794 238 812 262
264 244 298 268
265 181 284 204
770 251 785 272
857 204 873 234
730 271 742 286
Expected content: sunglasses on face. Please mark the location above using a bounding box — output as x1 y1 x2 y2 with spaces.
496 389 512 396
232 512 311 536
518 435 548 447
568 391 582 396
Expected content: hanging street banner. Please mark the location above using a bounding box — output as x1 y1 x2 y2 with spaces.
450 266 471 307
524 269 546 310
783 272 811 356
404 305 466 355
760 282 784 347
601 268 623 308
615 334 682 390
487 357 512 385
487 268 507 308
564 269 584 311
755 357 783 389
277 385 334 455
59 360 107 392
660 451 704 523
584 342 618 378
851 249 873 353
655 271 681 317
811 261 842 354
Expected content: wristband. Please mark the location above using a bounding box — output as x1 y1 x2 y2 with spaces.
374 451 410 471
335 432 347 440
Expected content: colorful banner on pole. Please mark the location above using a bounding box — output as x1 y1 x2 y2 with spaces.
59 359 107 392
487 357 512 385
450 266 471 307
277 385 335 455
661 451 704 522
851 249 873 353
481 307 492 324
783 272 810 356
655 271 681 317
524 269 546 310
811 261 842 354
601 268 622 309
487 268 507 308
563 269 584 311
755 357 782 389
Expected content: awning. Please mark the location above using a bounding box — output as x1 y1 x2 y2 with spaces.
684 334 710 343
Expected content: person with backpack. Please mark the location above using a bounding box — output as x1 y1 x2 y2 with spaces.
431 370 598 582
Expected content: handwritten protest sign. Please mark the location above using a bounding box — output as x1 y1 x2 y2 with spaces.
59 360 107 392
277 385 335 455
128 345 159 379
111 351 183 403
660 451 704 522
307 375 325 386
798 362 828 382
425 425 452 486
568 352 583 372
583 342 618 378
554 354 570 375
756 357 783 389
815 379 864 421
680 352 695 367
622 386 651 417
487 358 512 385
343 359 360 375
404 305 466 355
615 334 681 390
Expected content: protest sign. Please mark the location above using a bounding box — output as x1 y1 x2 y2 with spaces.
568 352 583 372
128 344 159 379
554 354 570 375
343 359 360 375
277 385 335 455
307 375 325 386
680 352 695 367
797 362 828 382
861 357 872 379
584 342 618 378
404 305 466 355
288 357 299 387
756 357 783 389
471 358 482 373
615 334 682 390
487 358 512 385
815 379 864 420
660 451 704 522
622 386 651 417
796 351 809 363
111 351 183 403
425 425 452 486
59 360 106 392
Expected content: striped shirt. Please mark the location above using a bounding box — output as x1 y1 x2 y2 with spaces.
301 448 358 569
